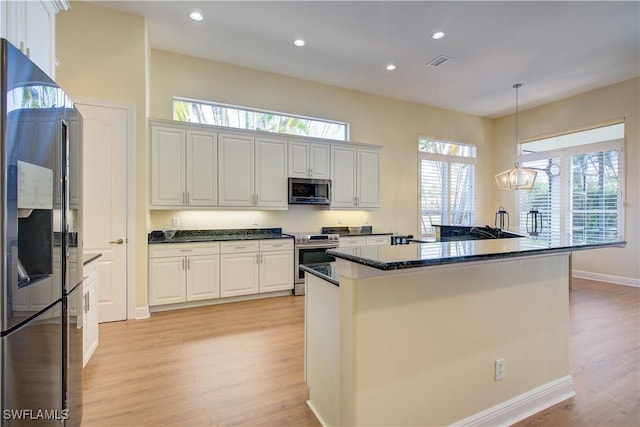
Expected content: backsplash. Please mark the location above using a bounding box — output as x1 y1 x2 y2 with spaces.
149 206 385 233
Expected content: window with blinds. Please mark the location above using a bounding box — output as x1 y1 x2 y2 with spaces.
518 123 624 243
418 139 476 236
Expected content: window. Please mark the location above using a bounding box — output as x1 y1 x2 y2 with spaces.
173 98 349 141
518 123 624 244
418 139 476 236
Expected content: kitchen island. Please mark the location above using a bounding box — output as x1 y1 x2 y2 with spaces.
303 237 625 427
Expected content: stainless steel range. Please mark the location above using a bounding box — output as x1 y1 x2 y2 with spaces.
290 233 340 295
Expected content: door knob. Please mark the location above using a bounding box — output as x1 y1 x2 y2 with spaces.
109 238 124 245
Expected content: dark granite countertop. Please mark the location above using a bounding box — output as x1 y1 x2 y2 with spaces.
83 253 102 265
321 226 393 237
300 262 339 286
326 238 627 271
148 228 292 244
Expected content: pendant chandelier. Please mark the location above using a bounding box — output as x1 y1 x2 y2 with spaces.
495 83 537 190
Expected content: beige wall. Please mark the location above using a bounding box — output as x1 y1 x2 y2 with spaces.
56 2 638 314
149 49 495 236
494 78 639 281
56 1 149 309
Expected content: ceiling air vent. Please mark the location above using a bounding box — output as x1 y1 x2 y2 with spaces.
427 55 450 67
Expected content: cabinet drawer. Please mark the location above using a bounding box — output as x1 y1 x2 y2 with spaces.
83 260 98 282
259 239 293 252
339 237 366 247
220 240 260 254
366 235 391 246
149 242 221 258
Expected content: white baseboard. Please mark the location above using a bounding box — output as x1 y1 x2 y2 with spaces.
306 400 330 427
452 375 575 427
573 270 639 288
134 306 150 319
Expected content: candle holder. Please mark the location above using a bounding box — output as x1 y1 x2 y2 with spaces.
494 206 509 230
526 207 543 236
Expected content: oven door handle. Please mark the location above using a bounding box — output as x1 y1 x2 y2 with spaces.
297 244 339 249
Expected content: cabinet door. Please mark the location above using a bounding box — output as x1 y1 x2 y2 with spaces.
186 130 218 206
186 255 220 301
339 237 366 247
357 149 381 209
366 235 390 246
331 146 357 208
24 0 56 78
309 144 330 179
220 253 260 297
256 137 287 208
259 250 294 292
218 133 255 206
148 256 187 305
150 126 186 207
83 274 99 367
288 141 310 178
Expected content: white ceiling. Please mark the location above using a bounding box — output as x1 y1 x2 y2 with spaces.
91 0 640 118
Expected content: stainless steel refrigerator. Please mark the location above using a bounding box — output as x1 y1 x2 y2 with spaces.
0 38 83 426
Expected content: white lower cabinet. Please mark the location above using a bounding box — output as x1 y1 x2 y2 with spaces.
83 259 99 367
149 239 293 308
220 239 293 297
148 243 221 306
366 235 391 246
339 236 367 247
259 240 295 292
220 241 260 297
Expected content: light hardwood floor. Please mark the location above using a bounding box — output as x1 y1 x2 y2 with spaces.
82 278 639 426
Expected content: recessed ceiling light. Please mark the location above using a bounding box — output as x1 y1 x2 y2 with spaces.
386 64 397 71
189 11 204 22
294 39 306 47
431 31 445 40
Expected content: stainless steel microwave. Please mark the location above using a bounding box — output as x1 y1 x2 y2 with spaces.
288 178 331 205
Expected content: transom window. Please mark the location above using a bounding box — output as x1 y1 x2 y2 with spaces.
418 139 477 236
518 123 625 243
173 97 349 141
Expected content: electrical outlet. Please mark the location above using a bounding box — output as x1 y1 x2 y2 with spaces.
252 217 258 225
495 358 505 381
171 217 179 227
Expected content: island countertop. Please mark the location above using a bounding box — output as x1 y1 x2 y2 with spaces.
326 237 626 270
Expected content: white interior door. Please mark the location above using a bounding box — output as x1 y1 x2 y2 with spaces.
77 103 128 323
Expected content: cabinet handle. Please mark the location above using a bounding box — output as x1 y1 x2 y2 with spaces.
19 41 25 54
234 246 246 249
179 249 193 252
187 258 190 269
256 254 260 264
272 244 283 247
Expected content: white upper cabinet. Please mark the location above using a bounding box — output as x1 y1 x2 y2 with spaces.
218 133 288 209
218 133 255 207
331 145 381 209
288 141 330 179
2 0 68 79
150 124 218 208
186 130 218 207
331 146 357 208
150 125 186 207
356 148 381 208
255 137 288 208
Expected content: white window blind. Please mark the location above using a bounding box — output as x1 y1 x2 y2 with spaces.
519 123 624 243
419 139 476 235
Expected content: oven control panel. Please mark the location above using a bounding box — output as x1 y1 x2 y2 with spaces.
294 234 340 244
